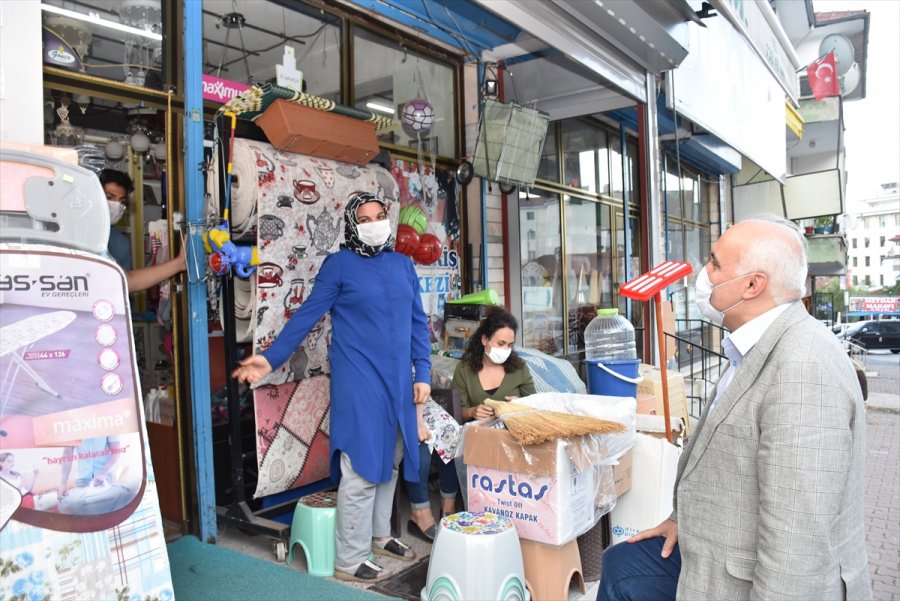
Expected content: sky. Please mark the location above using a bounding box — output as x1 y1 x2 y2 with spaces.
813 0 900 207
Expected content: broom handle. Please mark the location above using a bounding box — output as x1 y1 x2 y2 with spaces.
655 293 673 443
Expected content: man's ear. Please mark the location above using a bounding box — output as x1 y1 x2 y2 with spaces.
743 272 767 300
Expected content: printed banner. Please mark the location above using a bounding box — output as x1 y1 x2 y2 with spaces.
0 245 172 600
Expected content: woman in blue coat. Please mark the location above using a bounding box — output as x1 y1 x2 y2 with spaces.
233 191 431 581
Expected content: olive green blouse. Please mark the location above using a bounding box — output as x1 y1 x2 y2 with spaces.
450 360 536 409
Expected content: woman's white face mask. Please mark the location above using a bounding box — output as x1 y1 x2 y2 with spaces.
107 201 126 224
485 344 512 365
357 219 391 246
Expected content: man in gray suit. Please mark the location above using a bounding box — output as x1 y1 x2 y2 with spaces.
598 217 871 600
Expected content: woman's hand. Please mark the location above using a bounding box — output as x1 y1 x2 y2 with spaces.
418 422 432 442
232 355 273 385
413 382 431 405
473 404 495 420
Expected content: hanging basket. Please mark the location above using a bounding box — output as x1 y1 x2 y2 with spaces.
471 99 550 188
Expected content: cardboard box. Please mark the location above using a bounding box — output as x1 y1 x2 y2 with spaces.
613 449 633 497
636 364 690 436
636 414 685 443
464 424 608 545
256 99 379 165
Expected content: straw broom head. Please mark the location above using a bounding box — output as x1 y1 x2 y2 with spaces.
484 399 625 445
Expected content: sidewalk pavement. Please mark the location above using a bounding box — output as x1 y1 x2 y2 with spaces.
864 351 900 600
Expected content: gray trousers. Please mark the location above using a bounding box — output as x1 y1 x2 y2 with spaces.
335 430 403 568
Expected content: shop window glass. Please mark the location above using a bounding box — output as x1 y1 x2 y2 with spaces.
561 120 607 194
664 160 683 218
353 27 456 157
625 140 638 204
42 0 167 89
536 122 560 182
520 193 563 355
609 134 624 200
564 197 611 353
201 2 341 99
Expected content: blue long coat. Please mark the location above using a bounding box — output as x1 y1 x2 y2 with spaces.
262 248 430 484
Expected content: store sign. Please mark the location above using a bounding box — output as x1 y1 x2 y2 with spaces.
202 74 250 104
714 0 799 103
849 297 899 313
668 13 786 182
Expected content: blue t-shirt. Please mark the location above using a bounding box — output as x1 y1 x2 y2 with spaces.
107 227 133 270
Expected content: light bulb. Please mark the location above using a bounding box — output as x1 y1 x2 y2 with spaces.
106 139 125 160
130 131 150 152
152 141 167 161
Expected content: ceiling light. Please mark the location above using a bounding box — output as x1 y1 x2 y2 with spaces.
41 4 162 42
366 102 395 115
130 131 151 152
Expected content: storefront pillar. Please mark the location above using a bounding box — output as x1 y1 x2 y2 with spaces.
183 0 217 543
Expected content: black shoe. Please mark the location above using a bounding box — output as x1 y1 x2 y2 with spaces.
407 519 436 543
334 560 385 582
371 537 416 561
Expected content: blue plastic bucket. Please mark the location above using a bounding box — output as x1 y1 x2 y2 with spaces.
586 358 642 398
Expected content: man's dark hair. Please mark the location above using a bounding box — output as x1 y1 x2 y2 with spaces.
99 169 134 194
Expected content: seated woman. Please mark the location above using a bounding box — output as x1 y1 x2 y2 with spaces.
406 307 535 542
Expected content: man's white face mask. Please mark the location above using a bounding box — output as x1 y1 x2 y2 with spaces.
356 219 392 246
694 268 754 326
107 201 126 224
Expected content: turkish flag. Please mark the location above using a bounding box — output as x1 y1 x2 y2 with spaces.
807 51 841 101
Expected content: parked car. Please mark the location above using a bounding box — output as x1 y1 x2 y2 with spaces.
840 320 900 353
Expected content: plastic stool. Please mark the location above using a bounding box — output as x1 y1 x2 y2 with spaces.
422 511 529 601
520 538 585 601
287 490 337 577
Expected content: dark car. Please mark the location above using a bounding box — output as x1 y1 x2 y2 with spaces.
841 320 900 353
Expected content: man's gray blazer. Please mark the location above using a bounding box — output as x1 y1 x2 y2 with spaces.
673 302 872 600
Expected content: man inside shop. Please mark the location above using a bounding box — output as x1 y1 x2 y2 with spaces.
100 168 186 292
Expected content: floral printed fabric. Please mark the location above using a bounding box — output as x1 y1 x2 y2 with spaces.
421 398 461 464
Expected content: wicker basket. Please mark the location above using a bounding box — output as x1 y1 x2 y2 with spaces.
577 512 611 582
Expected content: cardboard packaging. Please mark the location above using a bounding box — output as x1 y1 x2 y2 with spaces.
464 424 612 546
636 363 691 436
612 448 633 497
255 99 379 165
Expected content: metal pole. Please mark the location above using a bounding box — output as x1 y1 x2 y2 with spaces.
184 0 217 542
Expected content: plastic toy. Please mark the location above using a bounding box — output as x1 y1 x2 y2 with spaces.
400 98 435 137
204 223 259 278
395 224 421 257
398 204 428 234
413 233 443 265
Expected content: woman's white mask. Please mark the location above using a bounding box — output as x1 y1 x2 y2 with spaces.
357 219 392 246
486 344 512 365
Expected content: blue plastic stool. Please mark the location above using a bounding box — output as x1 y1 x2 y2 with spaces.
287 490 337 576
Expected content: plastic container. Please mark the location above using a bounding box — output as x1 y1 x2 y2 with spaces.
584 308 636 360
584 308 640 398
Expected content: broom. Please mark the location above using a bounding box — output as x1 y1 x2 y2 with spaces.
485 399 624 445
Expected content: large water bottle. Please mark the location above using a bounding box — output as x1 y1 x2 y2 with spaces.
584 308 637 360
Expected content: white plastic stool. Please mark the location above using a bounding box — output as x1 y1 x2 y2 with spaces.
422 511 530 601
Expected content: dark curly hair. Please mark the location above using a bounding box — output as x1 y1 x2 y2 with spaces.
99 169 134 195
460 306 524 373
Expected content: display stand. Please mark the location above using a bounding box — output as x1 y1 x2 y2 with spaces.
210 113 293 559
